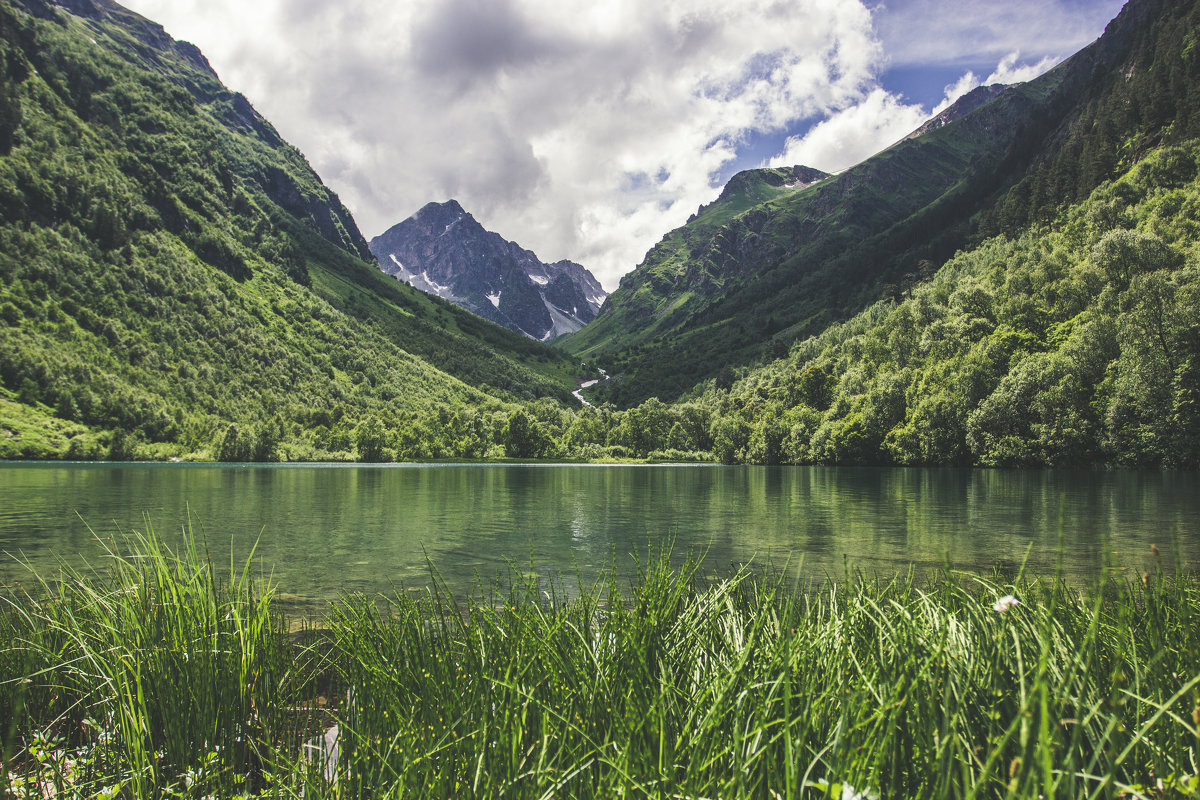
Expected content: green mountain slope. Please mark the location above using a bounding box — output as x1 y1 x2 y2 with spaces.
562 165 830 355
0 0 580 460
474 144 1200 468
563 0 1200 408
697 141 1200 468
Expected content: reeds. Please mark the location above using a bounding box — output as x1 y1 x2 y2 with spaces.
0 528 300 798
2 535 1199 798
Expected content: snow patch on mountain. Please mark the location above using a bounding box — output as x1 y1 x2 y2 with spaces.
422 271 451 294
369 200 608 341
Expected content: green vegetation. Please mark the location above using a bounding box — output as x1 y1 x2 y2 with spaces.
0 0 580 462
446 141 1200 468
3 0 1200 469
691 142 1200 467
4 534 1200 797
564 0 1200 407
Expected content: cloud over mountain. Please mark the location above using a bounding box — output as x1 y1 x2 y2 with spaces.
120 0 1123 289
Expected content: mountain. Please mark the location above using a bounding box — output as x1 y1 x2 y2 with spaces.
548 0 1200 468
370 200 607 341
0 0 581 461
904 84 1008 140
692 139 1200 468
560 0 1198 407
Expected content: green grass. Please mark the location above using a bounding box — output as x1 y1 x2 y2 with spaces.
0 395 103 460
3 534 1200 798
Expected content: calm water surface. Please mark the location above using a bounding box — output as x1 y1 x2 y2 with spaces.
1 463 1197 610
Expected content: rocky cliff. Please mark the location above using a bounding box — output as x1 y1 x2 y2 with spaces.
370 200 606 340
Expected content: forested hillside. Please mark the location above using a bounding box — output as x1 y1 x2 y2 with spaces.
0 0 581 460
696 144 1200 468
565 0 1200 408
444 143 1200 469
2 0 1196 469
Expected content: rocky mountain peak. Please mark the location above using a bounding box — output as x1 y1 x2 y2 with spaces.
414 198 467 225
722 165 829 196
369 201 607 341
685 164 830 226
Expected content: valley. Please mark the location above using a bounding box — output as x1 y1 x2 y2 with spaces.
1 0 1199 796
0 0 1196 468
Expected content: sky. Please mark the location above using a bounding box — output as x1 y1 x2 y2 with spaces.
119 0 1126 290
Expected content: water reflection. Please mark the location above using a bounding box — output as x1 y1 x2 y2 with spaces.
0 463 1197 609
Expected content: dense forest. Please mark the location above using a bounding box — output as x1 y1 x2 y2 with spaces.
693 144 1200 468
140 139 1193 468
323 142 1195 468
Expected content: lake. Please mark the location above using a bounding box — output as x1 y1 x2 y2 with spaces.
1 463 1197 612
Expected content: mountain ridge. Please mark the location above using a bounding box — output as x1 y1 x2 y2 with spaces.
905 84 1009 140
370 200 606 341
19 0 374 262
560 0 1193 408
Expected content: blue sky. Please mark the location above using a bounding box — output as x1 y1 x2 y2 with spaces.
872 0 1124 105
121 0 1126 288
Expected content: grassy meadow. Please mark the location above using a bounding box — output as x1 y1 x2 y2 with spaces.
2 533 1199 798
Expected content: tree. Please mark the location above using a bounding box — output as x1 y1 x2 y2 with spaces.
715 365 736 392
502 409 550 459
711 416 750 464
1171 355 1200 468
611 398 671 456
354 416 389 463
216 423 250 462
967 351 1099 466
250 419 282 462
1100 273 1188 463
1091 230 1177 288
563 408 608 453
666 422 690 451
810 412 873 464
676 404 713 452
795 362 834 411
746 415 787 465
1140 146 1197 189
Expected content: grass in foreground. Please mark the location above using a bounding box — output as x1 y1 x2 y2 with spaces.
2 533 1199 798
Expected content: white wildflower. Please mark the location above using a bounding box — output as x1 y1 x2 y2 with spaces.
993 595 1020 613
841 782 879 800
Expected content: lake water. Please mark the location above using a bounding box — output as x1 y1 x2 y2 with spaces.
1 463 1197 612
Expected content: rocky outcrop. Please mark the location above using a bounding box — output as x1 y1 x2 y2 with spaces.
906 84 1010 140
370 201 607 340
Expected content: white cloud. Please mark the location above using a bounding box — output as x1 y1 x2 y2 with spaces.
768 89 928 174
117 0 1121 290
870 0 1125 69
120 0 884 289
933 71 982 113
928 50 1060 115
767 46 1066 177
986 52 1061 85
